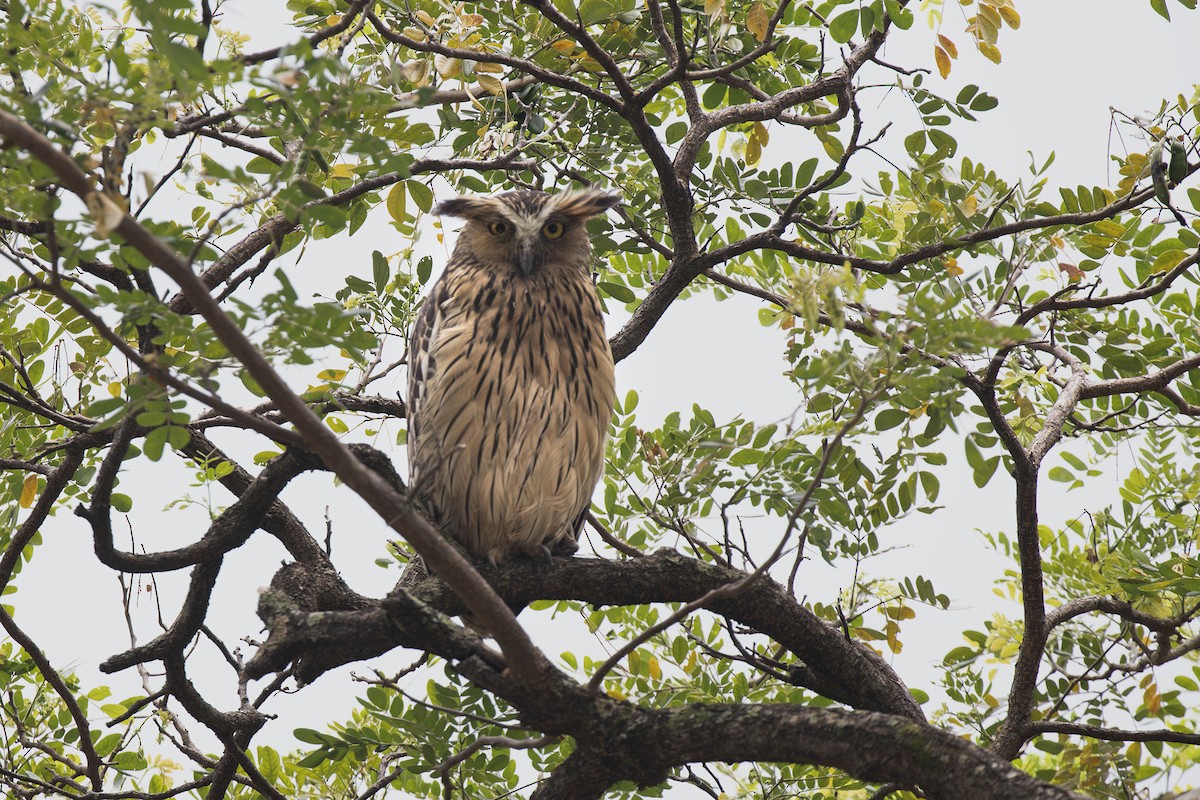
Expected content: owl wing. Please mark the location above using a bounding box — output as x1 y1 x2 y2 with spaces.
407 274 450 488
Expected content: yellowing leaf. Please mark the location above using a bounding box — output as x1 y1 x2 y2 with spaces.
1151 249 1187 274
978 4 1002 30
958 194 978 217
414 9 436 26
934 46 951 78
325 14 341 26
551 39 575 54
704 0 725 17
647 655 662 680
575 54 604 72
745 136 762 166
1144 683 1162 714
886 620 902 654
108 381 122 397
19 474 38 509
329 163 356 179
476 74 504 95
746 1 768 41
979 41 1002 64
317 369 348 382
1093 220 1126 238
937 34 958 58
945 257 963 276
386 183 407 224
998 6 1020 27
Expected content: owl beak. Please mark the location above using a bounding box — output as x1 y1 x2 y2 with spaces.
517 245 536 277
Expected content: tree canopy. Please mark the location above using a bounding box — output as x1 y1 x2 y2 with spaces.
2 0 1200 798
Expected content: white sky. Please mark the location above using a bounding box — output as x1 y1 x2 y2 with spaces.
9 1 1200 796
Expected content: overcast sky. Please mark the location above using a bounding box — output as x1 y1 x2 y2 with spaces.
11 1 1200 795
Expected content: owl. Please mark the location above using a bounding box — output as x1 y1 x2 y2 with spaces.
407 189 619 566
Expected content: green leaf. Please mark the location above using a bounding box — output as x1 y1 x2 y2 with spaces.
417 255 434 284
904 130 926 157
598 281 636 303
969 92 999 112
246 156 278 175
114 751 148 772
829 10 859 43
294 728 327 745
157 40 207 79
372 250 389 292
407 181 434 213
240 370 266 398
579 0 622 25
884 0 913 28
135 411 166 427
1047 466 1075 483
143 428 167 462
973 456 1000 488
701 82 727 109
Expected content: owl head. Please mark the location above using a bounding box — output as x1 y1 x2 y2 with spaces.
435 189 620 277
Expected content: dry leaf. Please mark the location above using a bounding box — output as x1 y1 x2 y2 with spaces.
434 54 462 78
1058 262 1085 282
746 1 769 41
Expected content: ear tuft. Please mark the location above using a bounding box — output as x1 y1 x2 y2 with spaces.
553 189 622 220
434 196 495 218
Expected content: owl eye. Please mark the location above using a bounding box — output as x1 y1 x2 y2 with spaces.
542 221 565 240
487 221 510 236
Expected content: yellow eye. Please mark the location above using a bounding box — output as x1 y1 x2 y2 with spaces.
542 221 565 239
487 221 510 236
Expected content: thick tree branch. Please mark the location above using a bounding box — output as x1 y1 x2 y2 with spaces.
252 550 923 720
